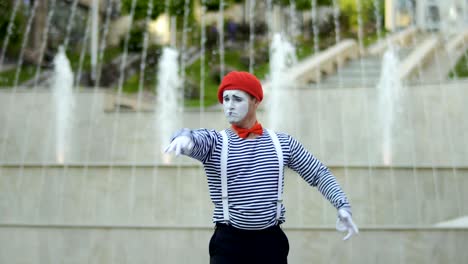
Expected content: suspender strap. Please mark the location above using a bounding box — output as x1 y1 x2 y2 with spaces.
220 130 230 223
219 129 284 224
267 129 284 222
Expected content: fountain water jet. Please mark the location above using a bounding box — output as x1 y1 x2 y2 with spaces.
267 33 297 131
377 46 403 165
52 46 74 164
156 47 182 164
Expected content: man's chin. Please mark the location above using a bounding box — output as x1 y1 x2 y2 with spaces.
227 119 241 125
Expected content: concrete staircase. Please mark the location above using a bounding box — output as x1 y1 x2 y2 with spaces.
308 34 437 90
311 55 383 89
305 31 462 90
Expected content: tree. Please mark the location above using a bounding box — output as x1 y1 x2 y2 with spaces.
339 0 381 33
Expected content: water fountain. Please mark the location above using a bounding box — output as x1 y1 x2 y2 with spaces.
51 46 74 163
376 45 403 165
156 47 181 163
267 32 297 131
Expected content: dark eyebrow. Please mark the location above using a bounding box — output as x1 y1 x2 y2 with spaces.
232 95 243 99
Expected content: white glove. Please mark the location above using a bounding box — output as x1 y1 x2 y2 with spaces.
164 136 194 156
336 208 359 241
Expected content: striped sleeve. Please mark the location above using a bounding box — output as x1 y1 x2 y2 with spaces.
186 129 220 163
286 135 351 211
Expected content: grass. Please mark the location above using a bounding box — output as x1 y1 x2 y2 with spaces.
449 52 468 79
0 46 124 88
120 73 142 94
0 65 36 87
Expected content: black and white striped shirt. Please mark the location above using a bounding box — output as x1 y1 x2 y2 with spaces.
185 128 351 230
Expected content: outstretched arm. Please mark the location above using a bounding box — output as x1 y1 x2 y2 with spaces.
164 129 194 156
164 128 220 163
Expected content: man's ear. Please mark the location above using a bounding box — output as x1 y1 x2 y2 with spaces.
250 97 259 108
254 100 260 107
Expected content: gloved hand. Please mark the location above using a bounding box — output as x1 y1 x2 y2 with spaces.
336 208 359 241
164 136 194 156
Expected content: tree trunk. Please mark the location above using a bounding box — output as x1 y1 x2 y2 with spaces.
25 0 48 66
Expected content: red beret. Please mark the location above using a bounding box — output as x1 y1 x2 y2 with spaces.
217 71 263 104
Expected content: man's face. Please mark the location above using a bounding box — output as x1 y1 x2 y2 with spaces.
222 90 251 124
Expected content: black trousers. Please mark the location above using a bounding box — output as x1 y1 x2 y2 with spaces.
209 223 289 264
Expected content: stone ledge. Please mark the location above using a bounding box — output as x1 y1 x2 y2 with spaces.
447 29 468 51
1 227 466 264
400 36 440 80
2 162 468 171
1 222 467 231
367 26 418 56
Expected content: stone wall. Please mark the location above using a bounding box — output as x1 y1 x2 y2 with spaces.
0 82 467 166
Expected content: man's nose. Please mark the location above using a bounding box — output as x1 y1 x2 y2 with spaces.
226 100 234 109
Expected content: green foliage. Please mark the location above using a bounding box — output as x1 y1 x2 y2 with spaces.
318 0 333 5
121 45 161 93
66 46 123 72
362 29 387 46
184 57 219 107
121 0 195 18
280 0 311 10
449 53 468 79
204 0 236 11
339 0 383 33
205 0 222 11
121 73 141 93
123 26 146 52
121 0 165 20
0 66 36 87
274 0 332 9
0 0 26 56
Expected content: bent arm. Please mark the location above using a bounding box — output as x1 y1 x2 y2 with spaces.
286 136 351 212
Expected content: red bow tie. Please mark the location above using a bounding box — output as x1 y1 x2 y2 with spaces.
231 122 263 139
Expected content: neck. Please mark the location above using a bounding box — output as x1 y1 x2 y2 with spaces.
233 117 257 129
231 118 263 139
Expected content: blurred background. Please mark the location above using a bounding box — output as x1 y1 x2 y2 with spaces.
0 0 467 263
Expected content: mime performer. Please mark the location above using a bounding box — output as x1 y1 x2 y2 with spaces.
165 71 358 264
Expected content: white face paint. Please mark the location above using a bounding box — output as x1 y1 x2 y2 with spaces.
223 90 250 124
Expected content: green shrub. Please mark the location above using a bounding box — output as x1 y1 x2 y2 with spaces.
123 26 146 52
0 0 26 57
449 53 468 79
